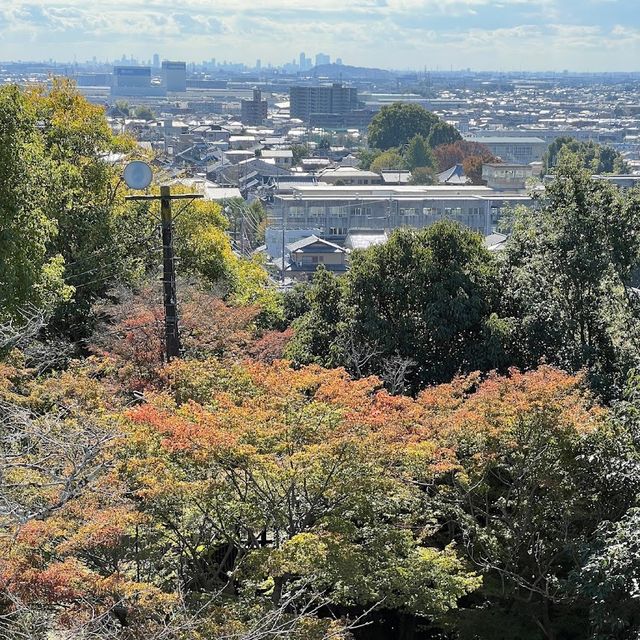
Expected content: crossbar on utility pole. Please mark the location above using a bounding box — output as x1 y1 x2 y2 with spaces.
126 186 203 362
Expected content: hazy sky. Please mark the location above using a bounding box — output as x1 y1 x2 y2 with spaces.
1 0 638 71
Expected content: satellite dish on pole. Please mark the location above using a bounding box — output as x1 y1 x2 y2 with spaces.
123 161 153 190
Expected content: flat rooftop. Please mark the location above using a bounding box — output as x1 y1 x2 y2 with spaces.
465 136 546 144
275 184 532 203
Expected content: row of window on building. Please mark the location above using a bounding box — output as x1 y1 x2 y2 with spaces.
285 205 486 218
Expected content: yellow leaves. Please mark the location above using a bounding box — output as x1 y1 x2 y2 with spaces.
268 533 330 577
403 441 460 480
163 357 257 406
95 574 179 612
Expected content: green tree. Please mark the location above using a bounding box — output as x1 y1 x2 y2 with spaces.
21 79 149 340
368 103 461 151
285 267 346 367
291 143 310 165
404 134 435 171
288 224 505 393
438 368 640 640
544 137 629 174
173 198 233 286
409 166 436 185
133 105 154 120
357 147 383 170
500 152 640 399
0 85 72 319
427 119 463 148
370 148 406 173
579 509 640 639
282 282 312 323
345 222 502 391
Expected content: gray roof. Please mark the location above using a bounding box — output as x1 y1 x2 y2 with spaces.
262 150 293 158
287 235 347 253
320 167 380 179
380 170 412 184
344 229 389 250
466 136 546 144
437 164 469 185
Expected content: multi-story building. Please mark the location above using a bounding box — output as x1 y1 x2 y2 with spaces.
465 135 547 165
241 89 268 125
289 83 359 121
271 185 532 240
482 163 533 191
162 60 187 92
111 66 164 96
261 149 293 168
283 235 349 280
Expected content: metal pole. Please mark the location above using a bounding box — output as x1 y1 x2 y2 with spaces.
240 208 245 256
160 185 181 361
281 205 286 284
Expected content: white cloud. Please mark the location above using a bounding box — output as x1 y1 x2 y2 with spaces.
0 0 636 71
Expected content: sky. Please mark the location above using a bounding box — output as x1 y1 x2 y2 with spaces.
0 0 639 72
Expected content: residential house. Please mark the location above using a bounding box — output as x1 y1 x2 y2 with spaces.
282 235 349 280
261 149 294 168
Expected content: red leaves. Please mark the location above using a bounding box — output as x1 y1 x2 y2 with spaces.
127 401 238 459
248 327 294 363
1 558 95 604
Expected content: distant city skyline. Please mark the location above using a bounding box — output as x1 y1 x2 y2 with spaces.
0 0 638 72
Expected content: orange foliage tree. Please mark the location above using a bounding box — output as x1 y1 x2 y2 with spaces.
91 281 260 391
433 140 500 183
1 356 634 639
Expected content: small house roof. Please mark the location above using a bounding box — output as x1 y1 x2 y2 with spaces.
286 235 346 253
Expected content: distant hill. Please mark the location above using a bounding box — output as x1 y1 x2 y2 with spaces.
310 63 394 81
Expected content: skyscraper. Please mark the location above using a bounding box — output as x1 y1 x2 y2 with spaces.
152 53 160 68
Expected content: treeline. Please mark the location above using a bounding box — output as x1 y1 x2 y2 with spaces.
2 83 640 640
358 103 629 185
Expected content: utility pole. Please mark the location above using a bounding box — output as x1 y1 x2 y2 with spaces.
281 206 286 284
240 209 245 256
160 186 180 360
125 185 203 363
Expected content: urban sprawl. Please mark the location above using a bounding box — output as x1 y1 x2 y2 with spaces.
5 54 639 282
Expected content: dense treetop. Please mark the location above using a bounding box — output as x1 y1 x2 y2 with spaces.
367 103 461 151
543 136 629 174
